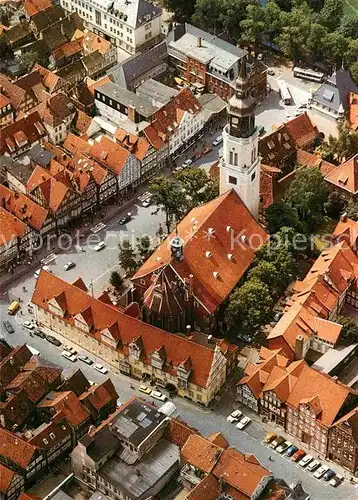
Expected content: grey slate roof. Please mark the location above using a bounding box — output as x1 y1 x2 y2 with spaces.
0 155 33 184
27 143 54 168
109 41 168 90
311 68 358 112
96 81 158 118
136 78 178 106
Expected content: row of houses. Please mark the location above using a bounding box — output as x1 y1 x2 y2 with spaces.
0 341 119 500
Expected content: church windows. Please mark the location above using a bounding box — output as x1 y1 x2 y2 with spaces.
251 149 256 163
229 151 233 164
229 175 237 185
251 171 256 182
234 153 238 165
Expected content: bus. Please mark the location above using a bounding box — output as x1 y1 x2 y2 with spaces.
8 301 20 315
293 67 324 83
278 80 292 105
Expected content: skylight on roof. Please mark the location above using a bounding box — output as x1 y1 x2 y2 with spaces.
323 89 334 102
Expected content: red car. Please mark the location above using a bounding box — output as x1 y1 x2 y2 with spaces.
202 145 213 155
191 152 202 162
291 449 305 462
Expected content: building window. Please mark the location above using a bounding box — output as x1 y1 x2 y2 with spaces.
251 171 256 182
229 176 237 185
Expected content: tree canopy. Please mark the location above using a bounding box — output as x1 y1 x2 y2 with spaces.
118 239 137 274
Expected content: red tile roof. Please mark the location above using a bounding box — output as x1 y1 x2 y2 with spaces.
0 184 48 231
182 434 223 473
143 124 166 150
29 418 72 450
0 111 47 156
165 418 197 448
6 371 49 404
286 365 351 426
24 0 52 17
0 464 16 493
0 344 32 386
332 217 358 251
134 190 268 313
259 125 296 167
285 113 318 148
90 135 129 175
74 110 92 135
187 473 220 500
32 64 68 94
0 428 37 468
325 154 358 194
83 31 111 55
207 432 229 449
296 149 336 176
348 92 358 132
32 271 229 388
0 93 11 108
52 39 83 61
26 165 70 212
114 128 150 161
63 132 91 156
38 391 90 427
213 449 271 498
0 74 26 110
79 379 118 413
268 242 358 356
0 206 27 245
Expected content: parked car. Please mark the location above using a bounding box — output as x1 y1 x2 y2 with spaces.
236 416 251 430
307 459 321 472
46 335 62 347
63 345 77 355
174 165 183 173
269 436 285 449
258 125 266 136
299 454 313 467
291 449 305 462
323 469 335 481
298 103 307 109
151 390 168 402
61 350 77 362
34 265 50 279
264 432 277 443
329 474 343 487
181 158 193 168
78 354 93 365
33 328 45 339
284 445 298 457
118 213 132 225
314 465 329 479
94 241 106 251
3 320 14 333
267 68 275 76
139 384 152 394
227 410 242 423
202 145 213 155
212 135 223 146
142 197 152 207
191 152 202 162
23 321 34 330
276 441 292 454
93 363 108 374
64 261 76 271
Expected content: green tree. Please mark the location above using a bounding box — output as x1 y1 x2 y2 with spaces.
239 4 265 55
275 4 312 63
339 15 358 39
19 51 39 73
149 176 187 233
306 23 327 62
109 270 123 290
324 191 346 218
118 239 137 274
175 167 218 208
266 200 304 234
346 199 358 221
285 168 328 230
336 315 358 343
345 39 358 68
349 61 358 84
136 235 153 261
263 1 283 44
319 0 344 31
317 122 358 163
248 261 281 295
164 0 196 22
191 0 223 35
0 36 13 62
226 279 274 334
323 32 348 67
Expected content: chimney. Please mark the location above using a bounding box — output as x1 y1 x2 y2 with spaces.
340 212 347 222
197 37 202 48
0 415 5 428
294 335 305 361
61 24 65 36
188 274 194 297
186 324 191 335
207 335 215 344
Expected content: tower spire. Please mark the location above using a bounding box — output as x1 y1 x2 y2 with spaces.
228 55 255 138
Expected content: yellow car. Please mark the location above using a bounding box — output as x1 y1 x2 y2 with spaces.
138 384 151 394
264 431 277 443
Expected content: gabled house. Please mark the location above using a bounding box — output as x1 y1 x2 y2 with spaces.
324 153 358 201
131 189 268 333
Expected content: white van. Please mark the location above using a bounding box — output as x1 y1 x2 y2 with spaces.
212 135 223 146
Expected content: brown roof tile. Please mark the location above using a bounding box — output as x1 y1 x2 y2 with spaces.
285 113 318 148
0 74 26 110
0 184 48 231
134 190 268 313
325 154 358 194
0 111 47 156
165 418 197 448
182 434 223 473
348 92 358 132
0 464 17 494
24 0 52 17
0 428 36 468
187 473 220 500
90 135 129 175
37 391 90 427
79 379 118 414
0 206 27 244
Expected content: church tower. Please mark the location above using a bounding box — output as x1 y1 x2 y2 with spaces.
219 56 260 219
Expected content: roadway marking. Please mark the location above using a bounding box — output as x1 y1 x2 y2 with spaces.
88 263 119 286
